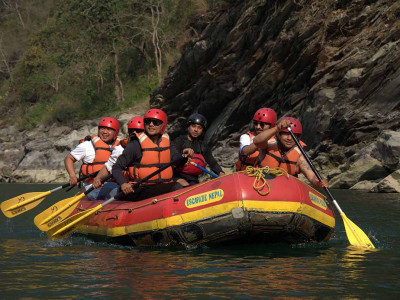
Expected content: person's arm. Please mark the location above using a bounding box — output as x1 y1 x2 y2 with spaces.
239 134 257 156
64 154 78 186
242 143 258 156
92 166 110 189
203 145 224 175
253 119 293 148
297 155 329 188
112 140 141 194
253 127 279 149
171 137 190 167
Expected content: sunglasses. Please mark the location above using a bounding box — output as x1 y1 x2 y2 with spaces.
128 129 144 134
253 121 270 127
144 118 163 126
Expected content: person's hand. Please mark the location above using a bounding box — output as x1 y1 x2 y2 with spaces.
69 174 78 186
92 177 102 189
275 119 292 132
219 172 225 176
183 148 194 158
312 178 329 188
121 183 134 195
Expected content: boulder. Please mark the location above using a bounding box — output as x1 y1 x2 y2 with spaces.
370 170 400 193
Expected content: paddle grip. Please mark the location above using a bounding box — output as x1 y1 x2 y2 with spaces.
287 127 336 202
84 173 113 195
61 171 100 189
190 162 218 178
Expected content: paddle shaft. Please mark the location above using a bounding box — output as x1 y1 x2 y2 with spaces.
64 171 100 191
286 127 343 213
113 155 187 201
190 162 218 178
48 155 187 238
35 173 114 230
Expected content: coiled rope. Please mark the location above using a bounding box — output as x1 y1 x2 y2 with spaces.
245 166 288 196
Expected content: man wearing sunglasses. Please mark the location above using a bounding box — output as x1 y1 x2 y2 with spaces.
112 108 186 201
92 116 145 195
235 108 277 171
253 117 329 188
172 113 225 186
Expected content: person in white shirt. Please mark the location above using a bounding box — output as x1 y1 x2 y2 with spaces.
92 116 145 197
64 117 120 200
235 108 277 171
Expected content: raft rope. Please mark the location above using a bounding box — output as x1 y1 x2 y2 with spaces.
81 168 288 214
89 176 221 213
244 166 288 196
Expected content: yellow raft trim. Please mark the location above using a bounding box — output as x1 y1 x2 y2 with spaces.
79 200 335 237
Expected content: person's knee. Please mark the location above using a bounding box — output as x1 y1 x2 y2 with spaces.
176 178 189 187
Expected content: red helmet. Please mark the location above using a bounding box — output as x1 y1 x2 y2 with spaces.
98 117 120 139
128 116 144 131
253 108 277 127
144 108 168 133
278 117 302 135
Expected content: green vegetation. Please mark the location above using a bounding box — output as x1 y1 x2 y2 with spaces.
0 0 210 129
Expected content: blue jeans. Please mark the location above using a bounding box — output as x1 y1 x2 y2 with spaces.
87 181 119 200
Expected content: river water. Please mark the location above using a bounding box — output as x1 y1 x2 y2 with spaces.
0 183 399 298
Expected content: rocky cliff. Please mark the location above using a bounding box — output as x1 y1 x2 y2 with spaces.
1 0 400 192
150 0 400 192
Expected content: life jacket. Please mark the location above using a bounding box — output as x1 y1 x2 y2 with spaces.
177 153 206 175
235 132 276 171
258 139 306 175
80 136 120 182
128 132 173 185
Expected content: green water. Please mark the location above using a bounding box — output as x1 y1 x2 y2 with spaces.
0 183 399 298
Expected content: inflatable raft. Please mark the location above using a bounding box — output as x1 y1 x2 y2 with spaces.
72 170 335 247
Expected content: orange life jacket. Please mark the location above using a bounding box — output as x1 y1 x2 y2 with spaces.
235 132 276 171
80 136 120 182
258 139 306 175
128 132 173 185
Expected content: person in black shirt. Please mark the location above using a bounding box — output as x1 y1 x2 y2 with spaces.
112 109 190 201
172 113 225 186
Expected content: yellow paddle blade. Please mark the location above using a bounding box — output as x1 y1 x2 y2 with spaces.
34 193 85 231
1 191 51 218
340 212 375 249
46 205 101 240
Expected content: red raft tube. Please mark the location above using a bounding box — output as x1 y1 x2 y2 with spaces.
72 169 335 247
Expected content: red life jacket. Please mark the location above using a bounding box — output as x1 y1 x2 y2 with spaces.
258 139 306 175
80 136 120 182
128 132 173 185
177 153 206 175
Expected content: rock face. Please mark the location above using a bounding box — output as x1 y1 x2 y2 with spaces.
2 0 400 193
0 105 148 183
150 0 400 192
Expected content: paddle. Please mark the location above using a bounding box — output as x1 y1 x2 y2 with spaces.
287 127 375 249
34 174 113 231
46 155 187 240
189 161 218 178
1 171 99 218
